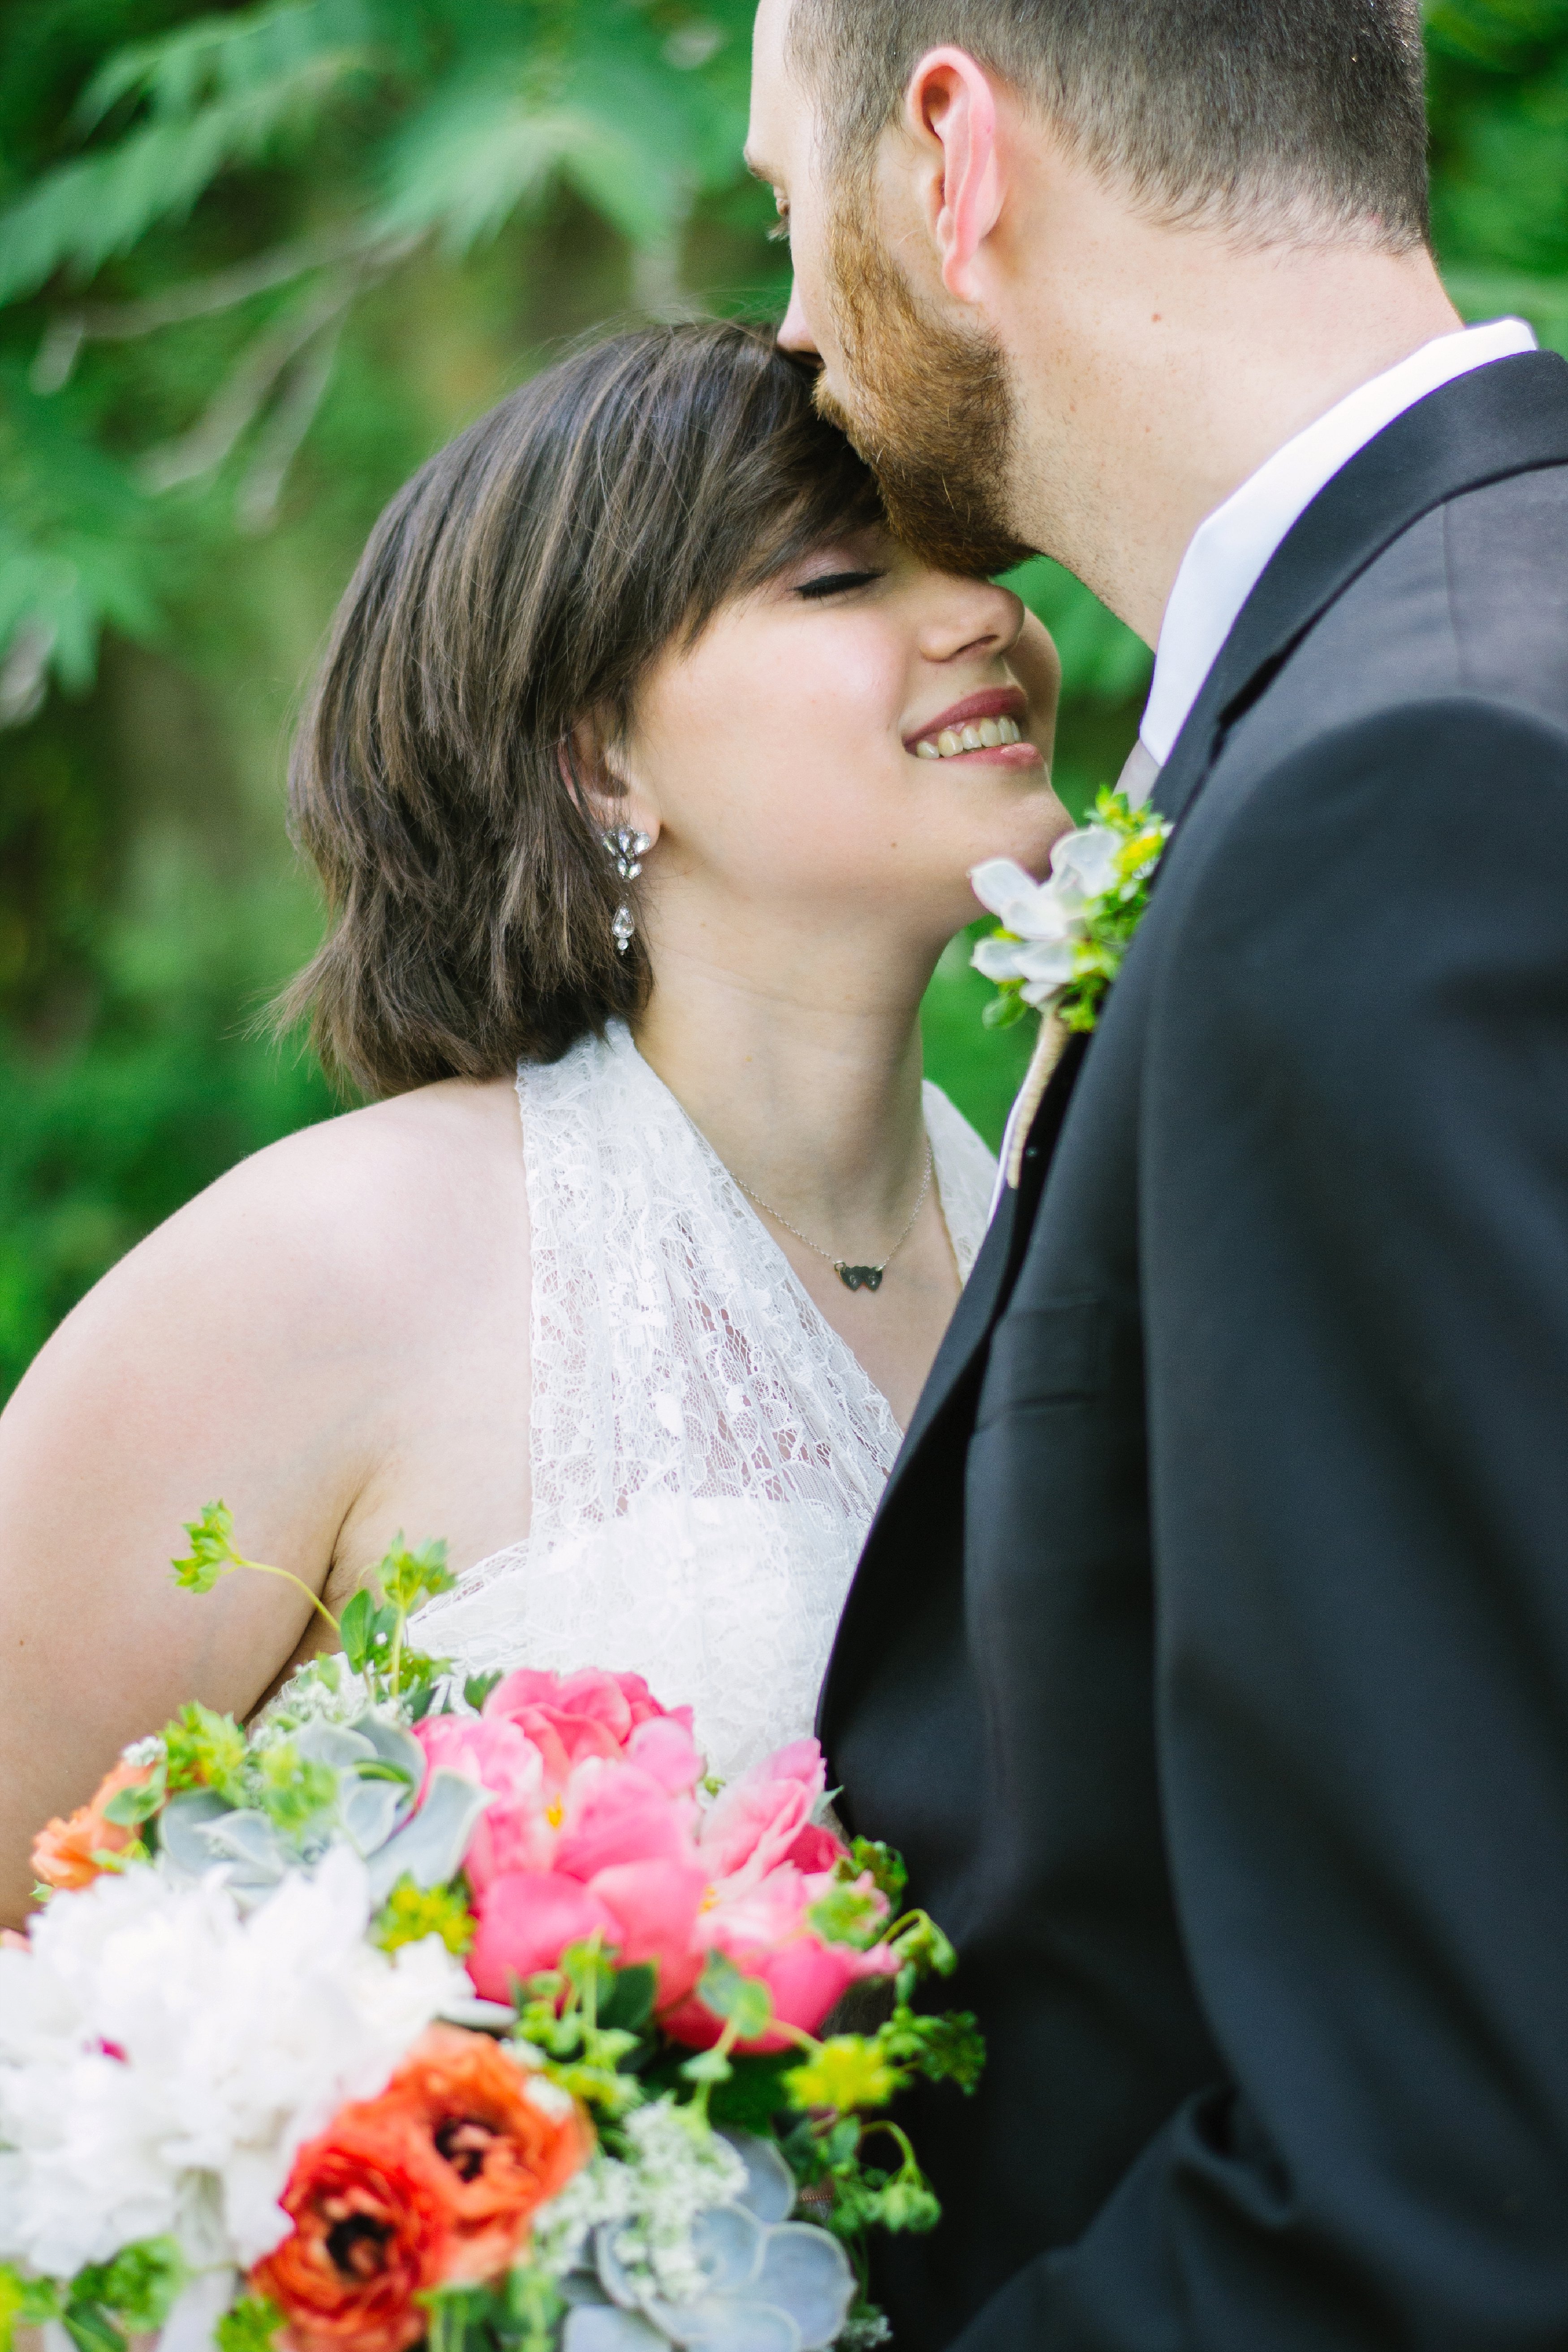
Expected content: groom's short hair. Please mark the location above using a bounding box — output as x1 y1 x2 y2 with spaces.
788 0 1430 251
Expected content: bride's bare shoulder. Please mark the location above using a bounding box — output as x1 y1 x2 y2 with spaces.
13 1071 529 1406
209 1073 526 1240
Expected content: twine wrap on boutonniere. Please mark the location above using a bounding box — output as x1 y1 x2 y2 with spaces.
969 780 1172 1186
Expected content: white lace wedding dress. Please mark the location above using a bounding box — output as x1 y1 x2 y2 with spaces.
414 1020 996 1782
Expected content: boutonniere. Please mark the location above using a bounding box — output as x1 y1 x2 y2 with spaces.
968 780 1172 1037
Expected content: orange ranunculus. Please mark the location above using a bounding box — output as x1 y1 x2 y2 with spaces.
255 2029 590 2352
253 2110 452 2352
31 1759 154 1893
379 2025 591 2281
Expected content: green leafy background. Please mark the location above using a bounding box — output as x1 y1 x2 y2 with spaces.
0 0 1563 1397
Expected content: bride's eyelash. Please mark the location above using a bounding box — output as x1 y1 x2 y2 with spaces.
767 218 791 245
796 569 885 600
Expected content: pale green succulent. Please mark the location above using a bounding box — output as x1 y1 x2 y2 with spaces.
561 2133 857 2352
156 1714 489 1907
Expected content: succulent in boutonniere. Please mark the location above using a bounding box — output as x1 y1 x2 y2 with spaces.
968 781 1172 1035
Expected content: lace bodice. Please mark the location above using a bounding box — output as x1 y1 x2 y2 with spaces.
414 1022 996 1779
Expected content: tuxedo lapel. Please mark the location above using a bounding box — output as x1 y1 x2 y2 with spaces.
891 693 1172 1464
822 351 1568 1742
895 1031 1088 1467
1153 351 1568 830
818 1034 1089 1738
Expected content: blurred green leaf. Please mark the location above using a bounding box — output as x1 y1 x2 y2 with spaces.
0 0 379 305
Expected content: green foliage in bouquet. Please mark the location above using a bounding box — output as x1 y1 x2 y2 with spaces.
0 2237 187 2352
172 1499 459 1712
215 2298 288 2352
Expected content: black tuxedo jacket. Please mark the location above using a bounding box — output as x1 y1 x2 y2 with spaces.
819 353 1568 2350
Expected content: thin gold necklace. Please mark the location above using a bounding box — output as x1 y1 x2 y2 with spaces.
733 1142 934 1292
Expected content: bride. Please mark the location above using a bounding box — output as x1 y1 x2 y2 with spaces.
0 319 1066 1918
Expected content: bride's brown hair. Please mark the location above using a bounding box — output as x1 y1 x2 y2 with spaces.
280 320 883 1097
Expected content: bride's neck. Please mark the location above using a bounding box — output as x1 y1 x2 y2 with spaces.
631 935 930 1235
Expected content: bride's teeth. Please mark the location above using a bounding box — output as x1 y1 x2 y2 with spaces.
918 714 1025 758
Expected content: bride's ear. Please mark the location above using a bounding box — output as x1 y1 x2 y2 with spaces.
563 715 662 854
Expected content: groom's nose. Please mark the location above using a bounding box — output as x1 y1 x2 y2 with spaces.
778 277 818 356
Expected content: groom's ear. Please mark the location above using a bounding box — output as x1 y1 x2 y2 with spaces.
907 48 1006 303
903 47 1006 302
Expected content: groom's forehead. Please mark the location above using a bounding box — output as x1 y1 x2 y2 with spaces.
746 0 803 175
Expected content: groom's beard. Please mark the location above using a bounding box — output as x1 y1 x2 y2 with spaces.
815 203 1035 579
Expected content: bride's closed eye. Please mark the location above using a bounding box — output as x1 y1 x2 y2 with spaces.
795 569 887 601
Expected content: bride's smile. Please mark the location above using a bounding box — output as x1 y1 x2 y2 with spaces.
908 692 1032 758
605 521 1060 978
0 319 1066 1922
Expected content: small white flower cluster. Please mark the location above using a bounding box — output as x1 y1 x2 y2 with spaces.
0 1847 469 2279
551 2124 855 2352
534 2098 747 2296
251 1654 383 1743
837 2319 893 2350
533 2099 748 2305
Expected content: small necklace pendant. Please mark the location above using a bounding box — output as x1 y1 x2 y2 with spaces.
836 1263 883 1292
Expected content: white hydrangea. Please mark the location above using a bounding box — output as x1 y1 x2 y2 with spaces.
0 1847 469 2279
532 2099 748 2305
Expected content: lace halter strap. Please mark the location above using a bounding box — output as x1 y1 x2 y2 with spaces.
521 1021 995 1553
411 1020 997 1778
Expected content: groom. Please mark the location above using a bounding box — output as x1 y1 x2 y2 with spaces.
750 2 1568 2346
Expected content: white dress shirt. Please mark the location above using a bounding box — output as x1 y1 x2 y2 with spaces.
1139 317 1539 766
991 318 1539 1214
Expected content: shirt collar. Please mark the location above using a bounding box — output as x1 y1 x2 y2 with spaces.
1139 317 1540 766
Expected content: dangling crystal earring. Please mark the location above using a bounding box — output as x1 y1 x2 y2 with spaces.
602 827 652 954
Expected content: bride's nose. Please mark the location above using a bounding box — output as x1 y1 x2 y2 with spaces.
916 577 1027 668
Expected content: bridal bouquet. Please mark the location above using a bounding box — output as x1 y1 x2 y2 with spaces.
1 1514 980 2352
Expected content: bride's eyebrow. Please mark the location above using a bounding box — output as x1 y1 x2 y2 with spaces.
742 146 777 184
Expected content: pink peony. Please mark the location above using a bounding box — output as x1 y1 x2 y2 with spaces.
661 1857 898 2054
481 1669 695 1788
418 1695 891 2052
578 1858 708 2007
694 1739 829 1891
469 1855 708 2008
625 1713 705 1797
461 1739 708 2010
552 1759 699 1881
414 1714 553 1895
782 1824 844 1874
467 1872 621 1997
676 1739 891 2046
